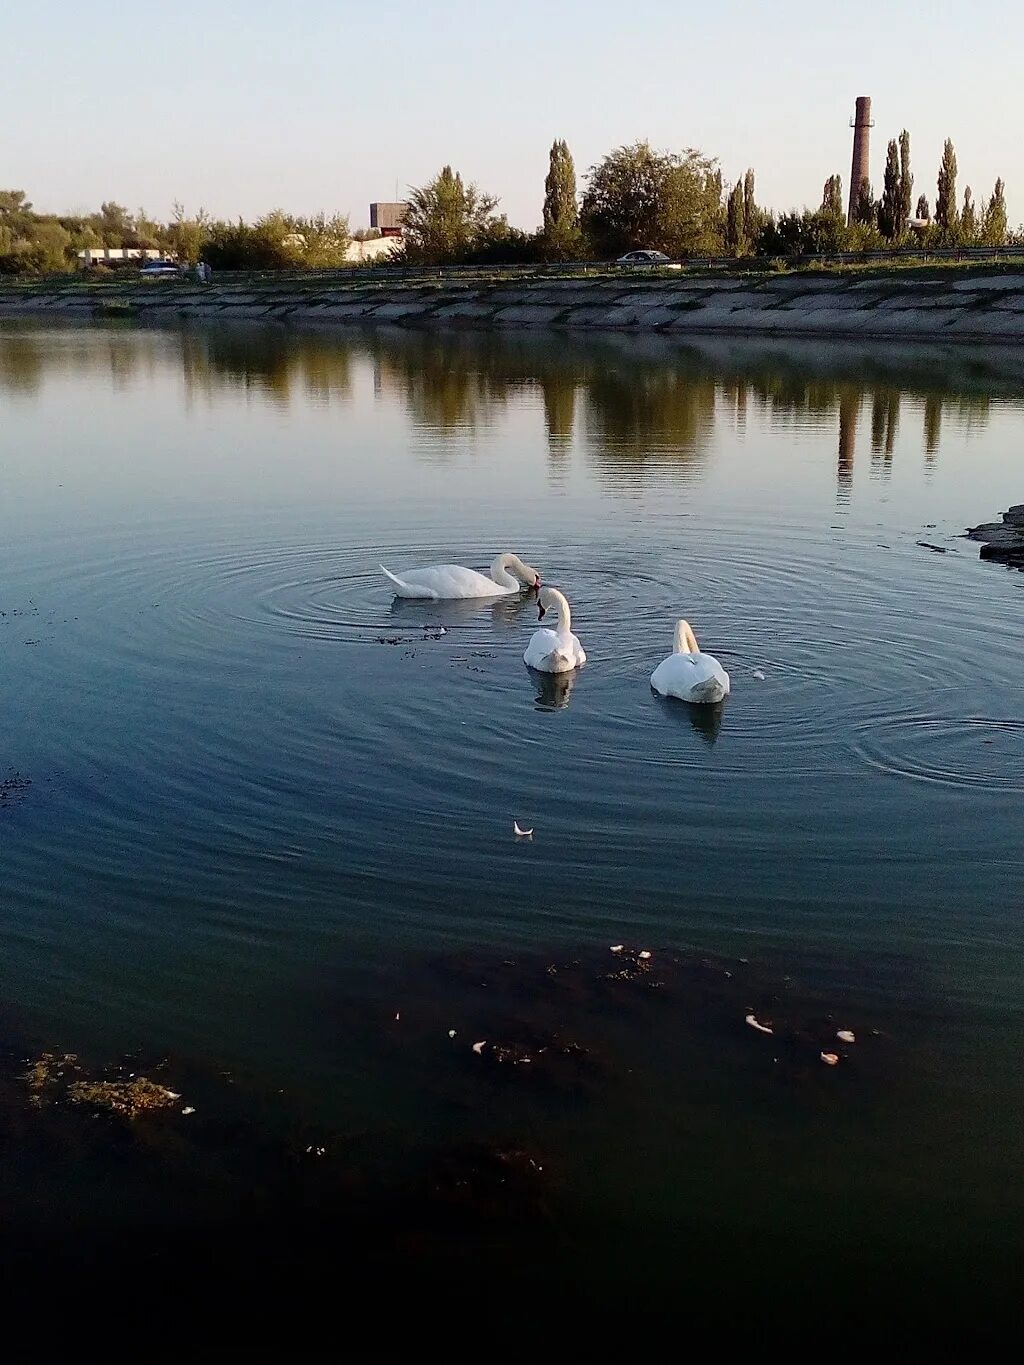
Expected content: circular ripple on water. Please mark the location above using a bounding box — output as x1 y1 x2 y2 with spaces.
849 696 1024 792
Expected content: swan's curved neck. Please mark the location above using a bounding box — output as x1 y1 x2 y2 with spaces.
491 553 521 589
674 619 699 654
547 589 572 636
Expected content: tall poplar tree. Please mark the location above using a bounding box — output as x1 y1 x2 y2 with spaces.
821 175 843 221
742 168 759 241
543 141 578 235
726 180 745 252
897 130 913 227
983 178 1008 246
878 139 901 240
961 186 977 241
935 139 958 235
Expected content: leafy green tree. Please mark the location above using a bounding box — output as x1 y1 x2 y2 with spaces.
853 178 876 228
541 140 582 258
168 203 211 264
0 190 31 217
96 201 134 245
915 194 930 221
935 139 958 236
878 140 901 240
821 174 843 221
960 187 977 242
288 212 351 267
898 130 913 227
983 178 1008 246
581 141 723 257
725 179 745 253
402 165 500 263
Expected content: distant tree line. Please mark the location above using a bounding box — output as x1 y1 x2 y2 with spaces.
0 194 351 274
394 134 1016 265
0 131 1016 275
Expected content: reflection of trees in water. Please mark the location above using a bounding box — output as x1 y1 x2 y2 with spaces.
2 325 1019 500
837 389 861 500
870 390 900 477
581 367 716 483
541 373 576 454
367 331 717 483
180 328 351 407
0 327 161 397
0 333 45 394
367 332 516 434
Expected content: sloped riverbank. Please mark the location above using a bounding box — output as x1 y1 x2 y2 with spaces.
5 268 1024 342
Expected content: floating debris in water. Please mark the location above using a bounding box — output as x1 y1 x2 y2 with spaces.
394 1012 400 1022
305 1145 326 1157
448 1029 457 1039
513 821 534 838
472 1041 487 1055
638 950 652 961
609 945 624 954
181 1106 196 1116
745 1014 774 1035
24 1051 80 1102
752 670 766 681
820 1052 840 1067
67 1077 182 1118
836 1030 856 1044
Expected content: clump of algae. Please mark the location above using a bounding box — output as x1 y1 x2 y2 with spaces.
67 1077 180 1118
24 1052 80 1104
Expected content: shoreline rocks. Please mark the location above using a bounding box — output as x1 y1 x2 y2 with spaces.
966 504 1024 566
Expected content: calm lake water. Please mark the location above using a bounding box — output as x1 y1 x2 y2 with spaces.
1 320 1022 1336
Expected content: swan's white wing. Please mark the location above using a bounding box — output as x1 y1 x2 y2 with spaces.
380 564 438 600
383 563 515 600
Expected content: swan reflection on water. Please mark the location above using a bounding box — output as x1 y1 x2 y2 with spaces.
529 666 578 711
388 591 539 631
653 692 725 745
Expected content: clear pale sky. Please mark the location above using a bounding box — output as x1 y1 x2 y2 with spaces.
8 0 1021 229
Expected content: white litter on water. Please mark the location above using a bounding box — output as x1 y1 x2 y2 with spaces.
513 821 534 838
164 1090 181 1101
820 1052 840 1066
394 1012 400 1022
638 950 652 960
610 944 624 954
448 1029 457 1039
472 1041 487 1055
753 670 766 681
181 1106 196 1116
745 1014 774 1035
836 1030 856 1044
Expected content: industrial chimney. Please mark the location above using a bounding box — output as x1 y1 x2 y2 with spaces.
848 96 874 224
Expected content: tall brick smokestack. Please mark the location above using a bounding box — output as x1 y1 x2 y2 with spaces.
848 96 873 224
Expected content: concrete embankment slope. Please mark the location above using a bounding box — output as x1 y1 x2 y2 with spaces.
4 270 1024 341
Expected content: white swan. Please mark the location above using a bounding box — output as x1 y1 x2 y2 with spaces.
524 587 587 674
380 553 540 601
651 619 730 704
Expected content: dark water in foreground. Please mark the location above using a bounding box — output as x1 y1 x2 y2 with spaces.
0 321 1022 1342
